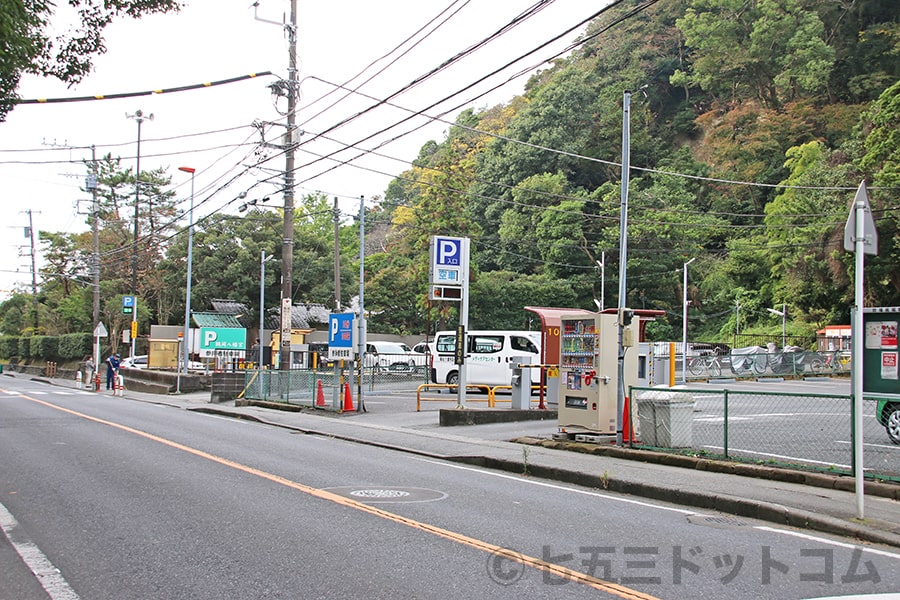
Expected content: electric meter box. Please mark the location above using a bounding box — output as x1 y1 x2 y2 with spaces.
558 311 639 434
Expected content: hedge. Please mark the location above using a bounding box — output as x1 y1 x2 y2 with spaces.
0 333 93 361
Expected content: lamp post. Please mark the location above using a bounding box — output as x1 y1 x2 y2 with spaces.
177 166 195 393
126 109 153 360
766 304 787 348
260 250 274 361
596 251 605 312
682 257 696 384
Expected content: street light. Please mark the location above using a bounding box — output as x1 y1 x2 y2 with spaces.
177 166 195 393
260 250 275 362
682 257 696 384
126 109 153 360
596 251 605 312
766 303 787 348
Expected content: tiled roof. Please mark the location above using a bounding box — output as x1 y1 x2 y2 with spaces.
191 312 245 328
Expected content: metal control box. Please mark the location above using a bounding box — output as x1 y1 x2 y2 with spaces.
558 311 638 434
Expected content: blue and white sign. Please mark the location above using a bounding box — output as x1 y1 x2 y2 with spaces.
435 237 462 266
430 236 469 292
122 295 135 308
328 313 356 360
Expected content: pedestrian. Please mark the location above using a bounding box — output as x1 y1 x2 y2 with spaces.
83 357 94 386
106 353 120 390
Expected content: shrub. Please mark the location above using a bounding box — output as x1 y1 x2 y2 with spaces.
18 337 31 359
59 333 92 360
30 336 59 360
0 336 19 359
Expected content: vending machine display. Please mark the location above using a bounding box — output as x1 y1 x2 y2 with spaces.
558 311 639 434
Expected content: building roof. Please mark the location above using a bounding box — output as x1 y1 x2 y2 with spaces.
192 312 245 328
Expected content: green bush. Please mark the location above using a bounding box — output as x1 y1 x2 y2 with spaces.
0 336 19 359
30 335 58 360
59 333 92 360
18 336 31 359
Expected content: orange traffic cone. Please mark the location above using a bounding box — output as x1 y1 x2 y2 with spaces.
315 379 326 407
342 383 354 412
622 396 636 443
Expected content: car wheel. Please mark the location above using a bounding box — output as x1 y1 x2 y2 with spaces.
885 404 900 445
447 371 459 386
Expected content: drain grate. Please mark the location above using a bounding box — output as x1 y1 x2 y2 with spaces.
687 514 754 529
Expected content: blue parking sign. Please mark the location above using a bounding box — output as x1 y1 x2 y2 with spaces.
435 237 462 266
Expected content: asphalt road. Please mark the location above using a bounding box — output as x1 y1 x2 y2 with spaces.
1 376 899 599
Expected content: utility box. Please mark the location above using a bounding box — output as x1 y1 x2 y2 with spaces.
636 389 694 447
557 311 639 435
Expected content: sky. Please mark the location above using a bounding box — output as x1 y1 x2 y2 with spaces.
0 0 605 300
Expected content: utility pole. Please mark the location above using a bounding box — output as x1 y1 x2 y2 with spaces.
25 210 39 331
253 0 298 372
616 90 632 447
88 146 100 332
333 197 341 311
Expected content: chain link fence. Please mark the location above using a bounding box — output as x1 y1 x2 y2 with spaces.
631 387 899 482
241 362 430 406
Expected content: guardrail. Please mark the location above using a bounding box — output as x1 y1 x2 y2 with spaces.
416 383 493 411
490 385 548 409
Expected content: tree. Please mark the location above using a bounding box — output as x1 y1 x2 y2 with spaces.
0 0 182 121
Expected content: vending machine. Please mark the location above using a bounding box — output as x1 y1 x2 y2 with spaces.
558 311 639 435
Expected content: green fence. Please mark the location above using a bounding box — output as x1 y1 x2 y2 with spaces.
630 386 898 482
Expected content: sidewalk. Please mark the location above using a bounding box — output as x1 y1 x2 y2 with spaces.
30 372 900 549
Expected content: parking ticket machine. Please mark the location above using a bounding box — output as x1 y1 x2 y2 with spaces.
558 311 639 434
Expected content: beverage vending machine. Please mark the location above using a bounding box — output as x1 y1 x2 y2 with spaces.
558 311 639 435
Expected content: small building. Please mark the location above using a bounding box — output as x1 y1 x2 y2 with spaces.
817 324 851 351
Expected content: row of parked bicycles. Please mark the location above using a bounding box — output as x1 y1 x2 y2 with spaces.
686 346 851 378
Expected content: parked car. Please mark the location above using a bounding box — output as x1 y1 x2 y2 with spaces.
119 355 147 369
877 398 900 444
365 341 425 370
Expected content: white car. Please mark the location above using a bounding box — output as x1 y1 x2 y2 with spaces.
365 341 426 369
119 355 147 369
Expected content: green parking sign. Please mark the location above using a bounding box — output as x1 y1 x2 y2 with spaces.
199 327 246 351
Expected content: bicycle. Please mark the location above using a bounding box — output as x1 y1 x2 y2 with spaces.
687 353 722 377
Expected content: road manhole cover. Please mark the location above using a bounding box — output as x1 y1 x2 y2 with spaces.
326 486 447 503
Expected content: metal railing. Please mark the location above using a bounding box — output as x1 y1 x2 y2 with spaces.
630 386 898 482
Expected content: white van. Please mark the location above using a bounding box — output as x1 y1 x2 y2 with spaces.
430 330 542 386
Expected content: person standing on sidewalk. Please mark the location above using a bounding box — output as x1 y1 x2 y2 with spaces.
105 353 120 390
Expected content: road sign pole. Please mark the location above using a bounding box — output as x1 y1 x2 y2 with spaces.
456 238 470 409
853 183 866 520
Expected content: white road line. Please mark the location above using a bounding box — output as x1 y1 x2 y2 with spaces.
755 526 900 561
835 440 900 451
701 445 851 469
412 457 701 516
0 501 80 600
416 461 900 563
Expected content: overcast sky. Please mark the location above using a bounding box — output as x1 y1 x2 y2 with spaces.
0 0 604 299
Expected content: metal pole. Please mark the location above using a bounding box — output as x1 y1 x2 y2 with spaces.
853 186 866 519
279 0 298 372
357 195 366 412
781 302 786 347
334 197 341 311
457 238 471 409
27 209 39 330
682 258 695 384
260 250 266 365
178 167 195 392
616 91 631 446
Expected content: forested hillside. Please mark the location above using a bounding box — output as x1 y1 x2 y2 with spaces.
368 0 900 342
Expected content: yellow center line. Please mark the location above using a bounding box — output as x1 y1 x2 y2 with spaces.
19 393 659 600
